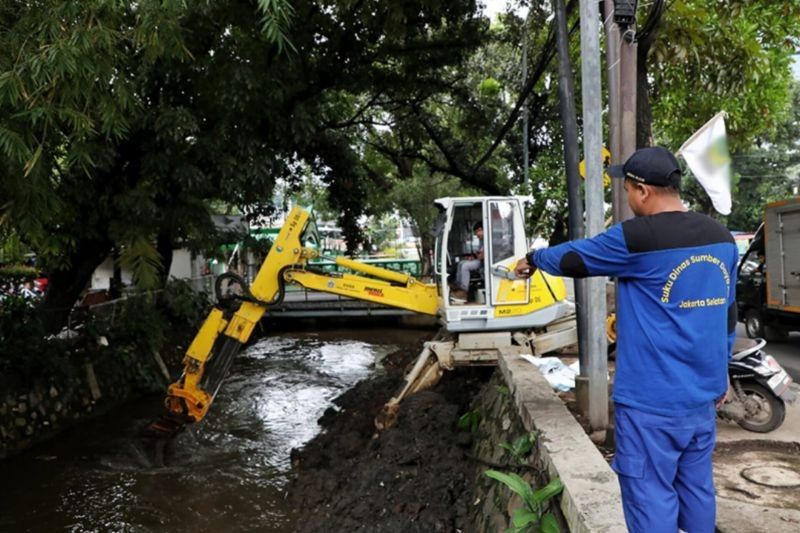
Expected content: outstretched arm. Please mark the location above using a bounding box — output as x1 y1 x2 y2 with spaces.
516 224 636 280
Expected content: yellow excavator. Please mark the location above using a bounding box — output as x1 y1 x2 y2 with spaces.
148 196 578 436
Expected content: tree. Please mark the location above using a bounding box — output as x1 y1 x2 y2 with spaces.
638 1 800 151
360 3 581 248
631 1 799 228
725 81 800 231
0 0 492 332
0 1 197 330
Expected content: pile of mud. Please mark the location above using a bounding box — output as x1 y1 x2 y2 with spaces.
287 341 493 532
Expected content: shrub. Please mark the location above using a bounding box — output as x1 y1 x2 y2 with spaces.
161 278 209 327
0 265 38 281
0 296 70 382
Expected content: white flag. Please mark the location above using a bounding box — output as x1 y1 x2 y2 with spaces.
677 111 732 215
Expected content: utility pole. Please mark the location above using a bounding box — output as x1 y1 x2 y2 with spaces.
604 0 636 222
578 0 608 432
604 3 637 432
551 0 590 412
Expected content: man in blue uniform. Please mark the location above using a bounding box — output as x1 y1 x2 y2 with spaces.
515 147 737 533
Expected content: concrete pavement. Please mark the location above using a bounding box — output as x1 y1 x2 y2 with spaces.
715 388 800 532
499 342 799 533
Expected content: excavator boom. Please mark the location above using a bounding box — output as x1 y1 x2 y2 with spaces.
148 206 438 436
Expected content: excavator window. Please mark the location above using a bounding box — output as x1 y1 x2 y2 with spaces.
488 200 516 264
448 205 482 260
445 204 485 293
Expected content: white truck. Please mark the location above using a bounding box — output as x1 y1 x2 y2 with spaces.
737 196 800 339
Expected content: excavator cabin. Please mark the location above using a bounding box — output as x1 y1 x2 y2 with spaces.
434 196 573 332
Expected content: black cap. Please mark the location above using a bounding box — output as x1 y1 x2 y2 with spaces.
607 146 681 187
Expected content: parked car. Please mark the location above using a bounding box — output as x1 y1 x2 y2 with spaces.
737 197 800 340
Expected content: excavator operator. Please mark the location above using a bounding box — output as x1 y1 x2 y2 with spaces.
451 222 483 303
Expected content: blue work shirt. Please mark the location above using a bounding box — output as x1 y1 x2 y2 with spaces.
531 211 738 417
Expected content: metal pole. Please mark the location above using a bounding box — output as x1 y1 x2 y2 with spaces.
578 0 608 432
522 11 531 190
551 0 590 396
553 0 583 242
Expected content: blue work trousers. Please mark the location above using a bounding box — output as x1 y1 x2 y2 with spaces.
612 402 717 533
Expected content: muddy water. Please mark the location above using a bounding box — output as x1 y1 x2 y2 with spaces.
0 329 424 533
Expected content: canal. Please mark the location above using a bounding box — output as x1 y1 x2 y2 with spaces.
0 328 428 533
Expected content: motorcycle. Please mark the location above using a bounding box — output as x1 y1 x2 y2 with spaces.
718 337 796 433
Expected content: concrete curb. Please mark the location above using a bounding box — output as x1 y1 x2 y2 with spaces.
498 349 626 533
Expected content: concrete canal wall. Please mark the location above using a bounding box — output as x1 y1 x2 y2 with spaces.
467 354 626 532
468 372 569 531
496 349 626 532
0 347 169 459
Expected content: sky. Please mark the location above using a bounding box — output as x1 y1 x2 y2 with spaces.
483 0 518 19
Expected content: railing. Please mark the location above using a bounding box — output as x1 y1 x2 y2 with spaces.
309 257 422 277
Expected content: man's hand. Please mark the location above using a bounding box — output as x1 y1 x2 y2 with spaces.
715 378 733 408
514 257 535 279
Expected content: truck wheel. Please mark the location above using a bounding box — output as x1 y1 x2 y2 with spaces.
744 309 764 339
737 382 786 433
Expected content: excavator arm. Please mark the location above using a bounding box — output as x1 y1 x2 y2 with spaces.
147 206 438 436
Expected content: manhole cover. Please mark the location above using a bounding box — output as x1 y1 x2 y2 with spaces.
741 465 800 488
714 440 800 510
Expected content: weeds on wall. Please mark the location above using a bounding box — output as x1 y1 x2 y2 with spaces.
499 431 538 464
457 409 482 433
485 469 564 533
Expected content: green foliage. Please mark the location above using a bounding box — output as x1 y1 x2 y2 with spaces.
162 279 210 327
651 1 800 151
119 237 163 290
500 431 538 464
256 0 296 54
1 0 493 330
105 294 167 354
457 409 482 433
478 77 502 99
363 213 400 255
0 265 38 280
485 470 564 533
679 81 800 225
0 231 29 264
0 296 69 382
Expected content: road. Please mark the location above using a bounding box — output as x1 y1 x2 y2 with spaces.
717 325 800 532
735 323 800 381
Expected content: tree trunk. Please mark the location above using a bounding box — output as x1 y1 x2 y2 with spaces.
110 248 123 299
156 230 174 287
549 211 569 246
636 4 663 149
636 31 658 149
39 239 113 334
419 230 434 279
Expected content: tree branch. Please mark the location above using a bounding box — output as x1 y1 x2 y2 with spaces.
470 0 578 174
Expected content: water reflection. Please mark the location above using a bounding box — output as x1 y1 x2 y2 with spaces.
0 330 407 533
